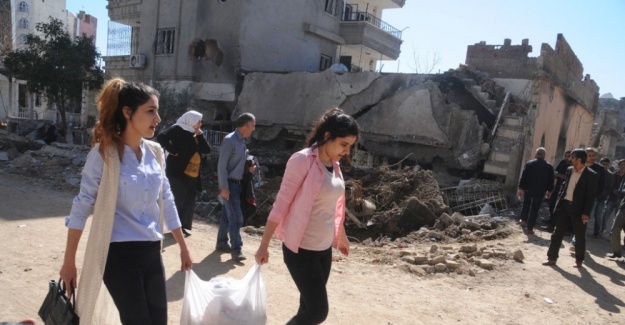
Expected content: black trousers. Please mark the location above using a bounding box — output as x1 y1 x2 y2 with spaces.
547 202 587 263
520 191 546 230
283 244 332 325
169 175 197 230
103 241 167 325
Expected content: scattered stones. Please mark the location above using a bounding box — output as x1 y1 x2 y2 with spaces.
513 250 524 262
478 259 494 270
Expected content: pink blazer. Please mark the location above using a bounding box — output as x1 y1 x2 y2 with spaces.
267 146 346 253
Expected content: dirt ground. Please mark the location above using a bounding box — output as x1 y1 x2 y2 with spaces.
1 171 624 325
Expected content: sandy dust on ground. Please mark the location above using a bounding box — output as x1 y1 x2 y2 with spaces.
1 171 624 325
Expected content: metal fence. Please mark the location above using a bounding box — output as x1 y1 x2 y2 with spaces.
440 181 508 216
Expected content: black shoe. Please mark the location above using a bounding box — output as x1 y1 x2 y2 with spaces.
182 229 191 238
231 251 247 261
543 226 554 233
607 253 622 259
215 243 231 253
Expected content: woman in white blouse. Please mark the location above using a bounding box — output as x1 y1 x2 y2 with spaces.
60 78 193 325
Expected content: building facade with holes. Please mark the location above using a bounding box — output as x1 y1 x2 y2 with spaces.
103 0 405 120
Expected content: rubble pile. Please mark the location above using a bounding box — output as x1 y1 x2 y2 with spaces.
395 243 524 277
342 166 514 244
1 135 517 254
0 138 87 191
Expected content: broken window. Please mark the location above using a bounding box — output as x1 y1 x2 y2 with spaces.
156 28 175 55
324 0 343 17
319 54 332 71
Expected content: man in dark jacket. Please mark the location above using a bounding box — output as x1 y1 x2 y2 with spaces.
586 148 607 237
518 147 555 234
543 149 598 268
608 160 625 259
546 151 571 229
596 157 616 237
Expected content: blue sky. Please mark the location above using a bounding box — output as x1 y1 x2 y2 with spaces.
67 0 625 98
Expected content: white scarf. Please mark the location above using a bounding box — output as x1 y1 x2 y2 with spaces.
76 140 165 325
174 110 203 133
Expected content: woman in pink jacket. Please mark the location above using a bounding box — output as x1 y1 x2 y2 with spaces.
255 108 359 324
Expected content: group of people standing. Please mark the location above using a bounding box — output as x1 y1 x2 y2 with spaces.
58 77 359 324
517 146 625 268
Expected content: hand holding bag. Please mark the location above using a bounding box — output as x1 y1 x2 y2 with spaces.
38 279 80 325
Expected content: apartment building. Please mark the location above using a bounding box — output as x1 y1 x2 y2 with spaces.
0 0 94 124
103 0 404 104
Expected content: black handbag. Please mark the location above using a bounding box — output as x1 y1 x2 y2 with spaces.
38 279 80 325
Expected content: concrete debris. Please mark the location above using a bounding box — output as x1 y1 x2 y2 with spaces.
393 243 521 276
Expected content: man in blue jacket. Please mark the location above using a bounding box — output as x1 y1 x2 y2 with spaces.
517 147 555 234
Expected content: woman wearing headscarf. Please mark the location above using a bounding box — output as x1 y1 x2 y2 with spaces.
157 110 211 237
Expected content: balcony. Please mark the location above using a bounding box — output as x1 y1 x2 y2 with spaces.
106 0 142 22
339 11 403 60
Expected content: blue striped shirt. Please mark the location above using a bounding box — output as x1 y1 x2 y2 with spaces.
65 142 181 242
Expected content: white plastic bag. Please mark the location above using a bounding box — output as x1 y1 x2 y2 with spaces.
180 264 267 325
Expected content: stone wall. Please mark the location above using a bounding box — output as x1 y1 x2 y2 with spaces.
537 34 599 114
465 38 538 79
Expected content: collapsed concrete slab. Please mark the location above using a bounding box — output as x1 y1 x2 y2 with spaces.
236 70 490 170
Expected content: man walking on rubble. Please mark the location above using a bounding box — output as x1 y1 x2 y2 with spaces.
543 149 598 268
517 147 554 234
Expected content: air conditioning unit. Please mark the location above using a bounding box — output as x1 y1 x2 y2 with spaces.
129 54 146 68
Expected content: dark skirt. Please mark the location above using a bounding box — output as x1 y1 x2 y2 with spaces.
169 175 198 230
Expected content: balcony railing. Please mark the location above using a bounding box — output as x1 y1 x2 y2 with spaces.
342 11 402 39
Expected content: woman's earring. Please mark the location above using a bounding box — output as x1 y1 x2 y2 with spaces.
115 125 121 135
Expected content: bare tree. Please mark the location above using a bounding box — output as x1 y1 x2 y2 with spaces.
407 43 442 74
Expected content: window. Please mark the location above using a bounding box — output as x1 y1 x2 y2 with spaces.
18 18 29 29
19 34 28 43
18 1 28 12
319 54 332 71
324 0 343 17
155 28 175 55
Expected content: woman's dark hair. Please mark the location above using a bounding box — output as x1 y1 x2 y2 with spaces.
92 78 159 162
305 108 359 149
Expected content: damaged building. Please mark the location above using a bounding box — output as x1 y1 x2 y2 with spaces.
103 0 405 118
466 34 599 191
237 34 601 195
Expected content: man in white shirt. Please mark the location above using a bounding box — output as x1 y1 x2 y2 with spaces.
543 149 598 268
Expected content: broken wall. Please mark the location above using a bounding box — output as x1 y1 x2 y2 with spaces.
236 70 487 169
528 80 593 163
537 34 599 114
465 38 538 79
465 35 598 176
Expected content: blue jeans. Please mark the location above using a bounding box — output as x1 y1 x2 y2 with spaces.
217 181 244 253
601 201 617 235
592 200 607 236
